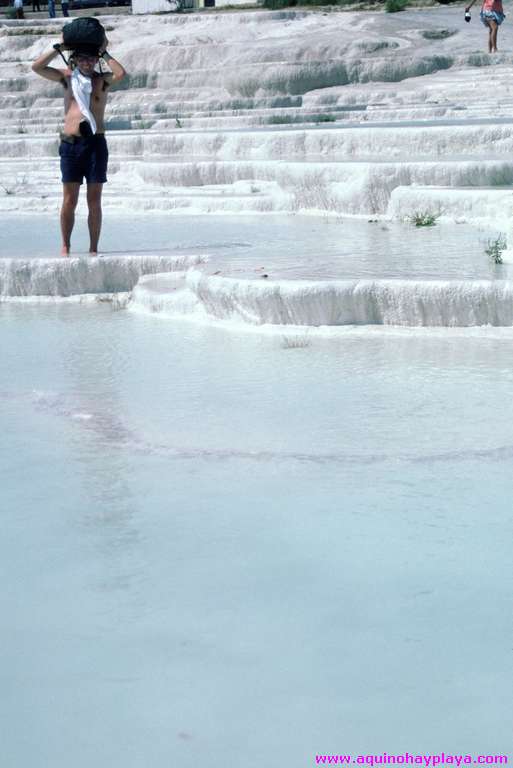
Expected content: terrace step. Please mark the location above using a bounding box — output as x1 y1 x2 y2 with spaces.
388 185 513 226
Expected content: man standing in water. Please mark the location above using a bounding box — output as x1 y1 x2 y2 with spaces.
32 38 126 255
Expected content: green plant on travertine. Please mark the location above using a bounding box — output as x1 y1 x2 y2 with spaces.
267 114 295 125
314 113 336 123
485 234 507 264
267 113 337 126
263 0 355 6
410 211 438 227
6 27 51 35
422 29 458 41
385 0 408 11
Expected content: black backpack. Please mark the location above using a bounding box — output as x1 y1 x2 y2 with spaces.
63 17 105 54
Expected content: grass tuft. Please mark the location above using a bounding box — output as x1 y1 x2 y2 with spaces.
410 211 438 227
485 234 507 264
385 0 408 11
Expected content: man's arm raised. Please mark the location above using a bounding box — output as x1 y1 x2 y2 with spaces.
32 45 67 85
100 38 127 86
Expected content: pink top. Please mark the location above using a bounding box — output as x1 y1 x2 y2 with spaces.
482 0 503 12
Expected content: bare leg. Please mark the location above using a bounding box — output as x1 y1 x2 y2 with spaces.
485 20 492 52
60 182 80 256
87 183 103 255
490 20 498 52
485 19 498 52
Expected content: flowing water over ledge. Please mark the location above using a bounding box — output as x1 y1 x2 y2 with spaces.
2 214 509 326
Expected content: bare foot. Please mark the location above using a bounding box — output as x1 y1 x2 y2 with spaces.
89 251 98 258
61 246 70 257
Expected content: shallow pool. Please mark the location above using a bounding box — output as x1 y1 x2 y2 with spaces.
0 213 507 281
1 302 512 766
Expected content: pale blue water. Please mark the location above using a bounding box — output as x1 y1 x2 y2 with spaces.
0 214 508 280
1 302 513 766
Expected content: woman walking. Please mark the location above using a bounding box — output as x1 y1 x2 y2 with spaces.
465 0 505 52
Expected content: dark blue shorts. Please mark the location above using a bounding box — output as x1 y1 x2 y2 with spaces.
59 134 108 185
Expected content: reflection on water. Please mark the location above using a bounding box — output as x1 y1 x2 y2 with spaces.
0 213 508 280
24 388 513 465
2 303 513 764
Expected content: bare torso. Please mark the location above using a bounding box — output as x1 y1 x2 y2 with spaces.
61 71 110 135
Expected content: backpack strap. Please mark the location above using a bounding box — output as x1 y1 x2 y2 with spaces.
53 44 69 67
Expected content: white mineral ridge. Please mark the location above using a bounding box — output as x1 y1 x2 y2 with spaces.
129 270 513 327
0 254 204 297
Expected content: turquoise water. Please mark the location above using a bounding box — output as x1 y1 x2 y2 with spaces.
1 302 513 766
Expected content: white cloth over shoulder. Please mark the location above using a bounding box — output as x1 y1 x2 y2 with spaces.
71 69 97 135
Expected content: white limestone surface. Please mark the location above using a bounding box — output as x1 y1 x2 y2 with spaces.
1 7 513 221
2 7 513 320
129 270 513 327
388 185 513 228
0 253 205 297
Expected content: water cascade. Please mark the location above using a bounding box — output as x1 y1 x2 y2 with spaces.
130 271 513 327
0 254 204 297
